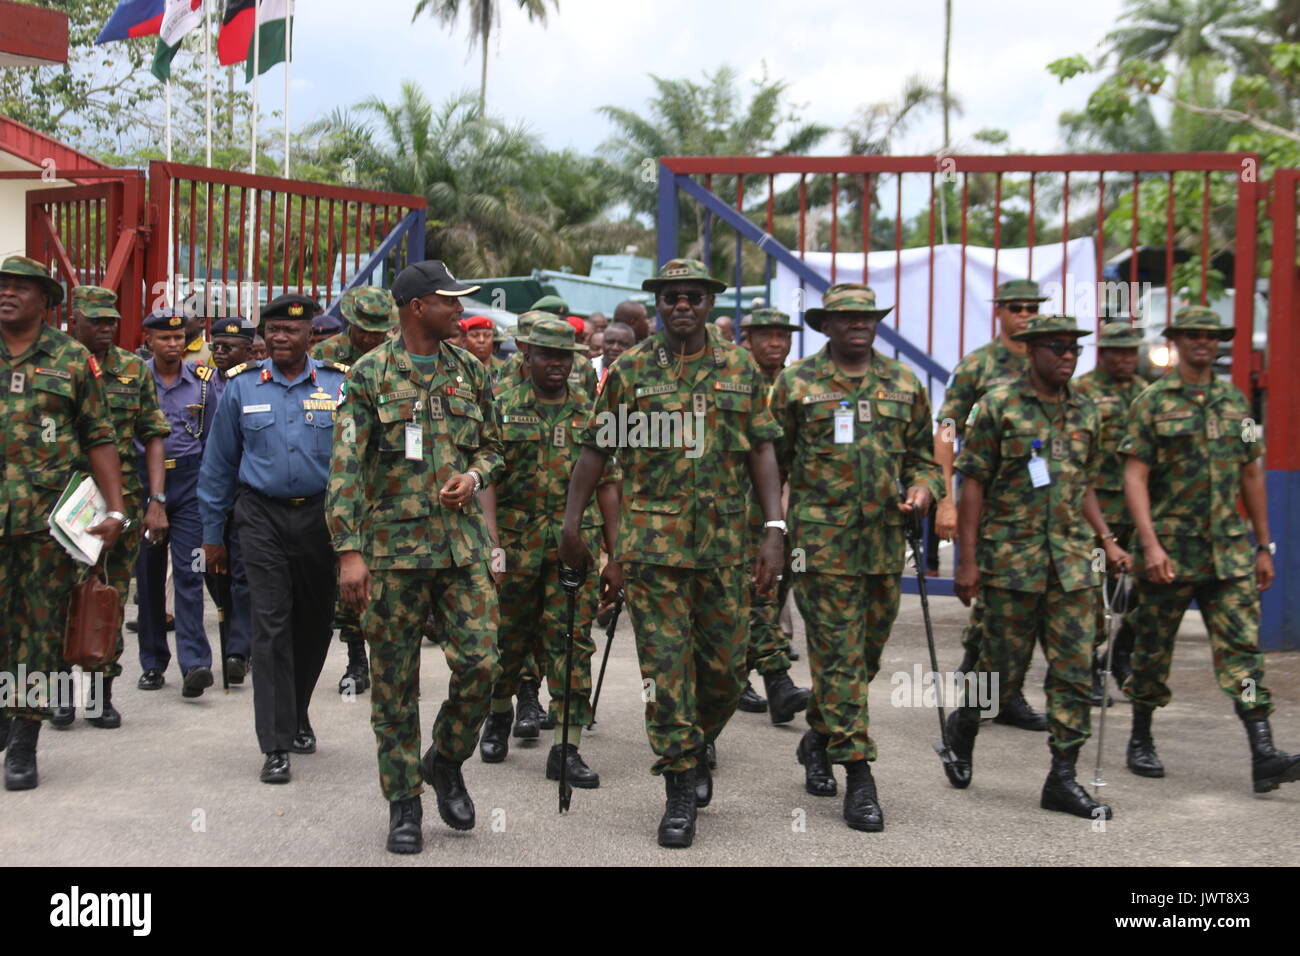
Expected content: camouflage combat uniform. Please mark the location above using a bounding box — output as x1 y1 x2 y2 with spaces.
954 372 1101 755
1117 375 1270 717
490 379 619 728
582 332 781 775
496 348 598 400
937 338 1028 661
310 331 364 369
0 322 118 719
327 335 502 802
745 367 794 678
773 348 943 763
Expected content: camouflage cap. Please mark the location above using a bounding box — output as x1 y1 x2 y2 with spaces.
1096 321 1144 348
641 258 727 294
0 255 64 307
741 307 800 331
339 286 397 332
992 278 1050 303
518 315 586 352
71 285 120 320
512 310 548 341
1010 313 1092 341
1163 305 1235 340
530 294 570 315
803 283 893 332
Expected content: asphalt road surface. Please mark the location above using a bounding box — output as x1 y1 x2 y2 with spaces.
5 590 1298 866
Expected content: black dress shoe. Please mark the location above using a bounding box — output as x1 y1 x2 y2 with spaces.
737 680 768 713
944 710 976 789
125 619 139 633
181 666 213 699
796 729 837 796
137 669 165 691
479 710 513 763
843 761 884 832
419 749 475 830
992 687 1048 731
290 724 317 754
260 751 291 784
387 796 423 854
546 743 600 788
224 655 248 685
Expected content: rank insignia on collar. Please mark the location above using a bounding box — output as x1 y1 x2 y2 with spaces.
656 347 670 368
260 368 272 382
87 355 102 378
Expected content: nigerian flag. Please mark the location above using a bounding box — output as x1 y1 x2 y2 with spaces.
151 0 204 82
245 0 293 82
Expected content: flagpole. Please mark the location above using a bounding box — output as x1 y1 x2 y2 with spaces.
246 0 262 300
282 3 291 177
203 0 213 168
165 78 173 162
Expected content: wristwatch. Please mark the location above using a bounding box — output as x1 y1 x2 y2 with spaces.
468 470 483 493
105 510 133 531
149 493 167 505
1257 542 1276 555
764 520 788 535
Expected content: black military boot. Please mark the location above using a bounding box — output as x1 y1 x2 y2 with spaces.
657 768 697 848
386 796 423 854
693 750 712 807
1126 707 1164 778
1242 717 1300 793
1089 654 1112 708
737 679 768 713
993 686 1048 731
955 645 979 676
546 743 600 788
1110 621 1135 689
4 717 40 790
513 681 541 739
1041 750 1112 819
945 710 977 789
0 713 9 751
763 670 810 725
842 760 884 832
479 708 512 763
87 676 122 729
419 749 475 830
50 670 75 728
796 729 837 796
338 640 369 695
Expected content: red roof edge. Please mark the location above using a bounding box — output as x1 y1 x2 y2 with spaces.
0 114 109 177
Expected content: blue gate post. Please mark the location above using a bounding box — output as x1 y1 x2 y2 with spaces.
656 162 678 268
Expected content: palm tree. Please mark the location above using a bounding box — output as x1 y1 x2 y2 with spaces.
1104 0 1266 72
411 0 559 112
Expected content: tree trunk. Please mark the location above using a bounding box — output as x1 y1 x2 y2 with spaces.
479 41 488 113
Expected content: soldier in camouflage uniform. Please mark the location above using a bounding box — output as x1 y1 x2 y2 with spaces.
54 287 171 730
771 285 944 831
0 258 129 790
327 260 502 854
311 286 397 697
934 277 1048 731
1073 320 1147 703
478 317 622 785
559 258 786 849
947 314 1131 819
1119 306 1299 792
497 297 599 400
736 308 808 720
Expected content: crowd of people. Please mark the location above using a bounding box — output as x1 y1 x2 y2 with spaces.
0 252 1295 856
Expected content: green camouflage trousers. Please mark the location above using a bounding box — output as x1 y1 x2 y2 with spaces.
492 557 597 727
362 562 500 802
1122 574 1270 719
795 571 899 764
959 599 984 658
0 533 79 720
959 575 1096 756
624 561 748 775
335 597 362 644
747 570 793 676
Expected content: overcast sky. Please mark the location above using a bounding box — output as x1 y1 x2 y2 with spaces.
284 0 1130 157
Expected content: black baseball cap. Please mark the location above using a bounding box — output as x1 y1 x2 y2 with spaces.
391 260 479 306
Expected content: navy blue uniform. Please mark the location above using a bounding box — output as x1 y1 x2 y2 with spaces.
199 356 348 755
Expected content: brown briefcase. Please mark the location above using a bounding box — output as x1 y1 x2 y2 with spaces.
64 561 120 671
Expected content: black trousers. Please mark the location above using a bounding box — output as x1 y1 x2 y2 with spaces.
232 487 336 754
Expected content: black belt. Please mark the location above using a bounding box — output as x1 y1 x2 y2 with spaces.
241 485 326 508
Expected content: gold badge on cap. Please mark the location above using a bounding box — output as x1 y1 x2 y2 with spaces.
288 304 304 316
168 316 182 327
224 323 239 334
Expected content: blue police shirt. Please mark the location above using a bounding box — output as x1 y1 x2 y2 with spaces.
141 359 216 458
198 357 347 543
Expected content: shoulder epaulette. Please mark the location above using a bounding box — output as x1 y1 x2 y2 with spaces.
225 362 251 378
193 363 215 381
320 360 351 373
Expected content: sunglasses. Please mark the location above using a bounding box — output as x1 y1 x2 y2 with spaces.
1176 331 1222 342
1003 303 1040 315
659 291 707 306
1033 340 1083 357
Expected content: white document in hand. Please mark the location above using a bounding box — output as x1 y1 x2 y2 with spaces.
48 473 107 565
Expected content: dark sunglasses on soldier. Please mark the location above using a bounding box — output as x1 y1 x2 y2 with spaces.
1033 340 1083 357
1003 303 1039 315
659 291 707 306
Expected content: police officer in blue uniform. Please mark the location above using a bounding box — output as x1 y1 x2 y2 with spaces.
199 293 349 783
206 317 256 683
136 308 218 697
